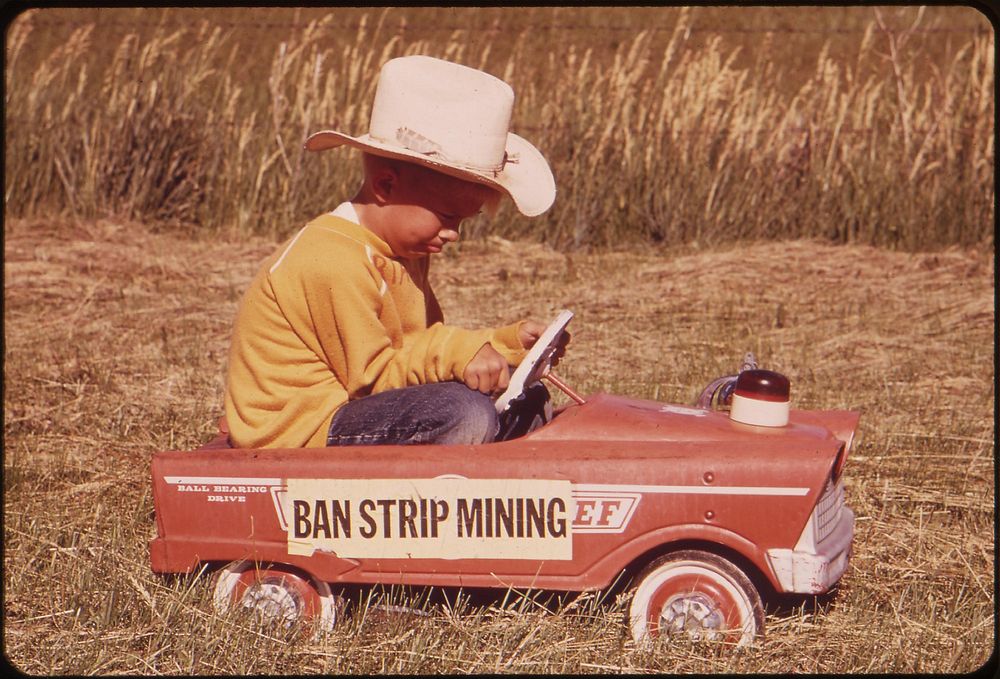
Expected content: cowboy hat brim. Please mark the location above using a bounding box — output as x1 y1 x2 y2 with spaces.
304 130 556 217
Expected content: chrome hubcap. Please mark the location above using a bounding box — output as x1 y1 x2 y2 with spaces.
661 593 725 640
241 582 301 626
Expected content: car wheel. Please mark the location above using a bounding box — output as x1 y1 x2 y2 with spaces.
628 549 764 647
213 561 342 634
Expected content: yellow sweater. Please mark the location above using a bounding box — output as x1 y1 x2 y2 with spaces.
224 211 527 448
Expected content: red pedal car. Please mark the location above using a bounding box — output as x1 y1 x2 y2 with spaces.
150 311 858 646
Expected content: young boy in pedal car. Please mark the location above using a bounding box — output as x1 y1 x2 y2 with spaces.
224 55 564 449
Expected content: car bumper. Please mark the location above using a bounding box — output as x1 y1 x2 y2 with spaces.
765 506 854 594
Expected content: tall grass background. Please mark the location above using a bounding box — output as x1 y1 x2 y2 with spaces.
5 6 993 250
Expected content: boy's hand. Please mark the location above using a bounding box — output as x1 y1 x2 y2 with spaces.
518 319 570 367
464 344 511 394
517 320 548 349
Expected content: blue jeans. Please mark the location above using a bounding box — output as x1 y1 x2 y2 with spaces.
326 381 550 446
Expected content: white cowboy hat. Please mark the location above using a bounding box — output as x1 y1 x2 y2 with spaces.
304 55 556 217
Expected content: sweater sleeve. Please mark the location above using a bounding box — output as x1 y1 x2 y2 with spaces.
489 321 529 365
270 238 499 398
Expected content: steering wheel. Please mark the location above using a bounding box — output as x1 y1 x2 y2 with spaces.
494 310 573 414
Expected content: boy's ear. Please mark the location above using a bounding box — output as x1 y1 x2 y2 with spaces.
369 164 400 205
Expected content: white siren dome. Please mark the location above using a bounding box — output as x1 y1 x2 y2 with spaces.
729 369 791 427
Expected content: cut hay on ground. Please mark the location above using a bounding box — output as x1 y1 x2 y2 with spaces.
3 217 994 674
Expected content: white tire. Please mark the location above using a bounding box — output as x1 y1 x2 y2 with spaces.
629 550 764 647
213 561 342 634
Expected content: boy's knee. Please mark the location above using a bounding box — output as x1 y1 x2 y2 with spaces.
440 383 497 444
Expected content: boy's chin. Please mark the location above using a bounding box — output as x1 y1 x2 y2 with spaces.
397 249 434 260
410 244 441 257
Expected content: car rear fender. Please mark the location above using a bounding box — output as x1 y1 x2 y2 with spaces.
790 410 861 455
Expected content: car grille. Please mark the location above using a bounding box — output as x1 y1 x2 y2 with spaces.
814 476 845 544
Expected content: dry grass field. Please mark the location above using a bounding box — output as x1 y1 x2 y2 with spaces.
3 4 995 675
3 215 994 674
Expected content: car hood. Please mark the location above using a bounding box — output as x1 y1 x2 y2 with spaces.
527 392 860 451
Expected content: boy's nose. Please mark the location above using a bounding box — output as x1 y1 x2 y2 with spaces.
440 228 460 243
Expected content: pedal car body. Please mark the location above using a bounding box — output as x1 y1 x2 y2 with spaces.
149 313 859 645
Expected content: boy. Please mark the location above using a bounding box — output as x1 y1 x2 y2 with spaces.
223 55 560 449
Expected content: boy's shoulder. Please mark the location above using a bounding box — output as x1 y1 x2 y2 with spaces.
267 213 394 280
304 212 371 245
290 213 387 255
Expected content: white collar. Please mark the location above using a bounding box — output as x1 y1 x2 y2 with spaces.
329 202 361 225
